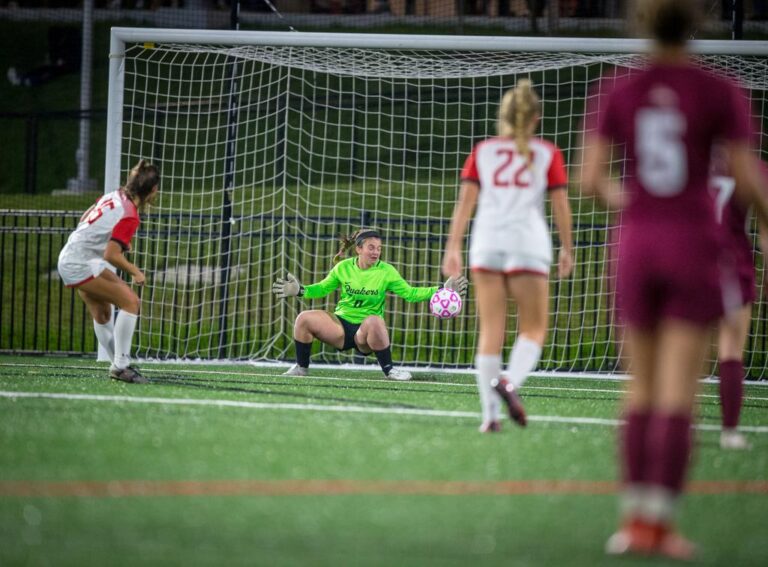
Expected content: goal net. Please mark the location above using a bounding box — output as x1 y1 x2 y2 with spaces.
107 29 768 376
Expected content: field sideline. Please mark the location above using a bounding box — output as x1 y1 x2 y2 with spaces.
1 356 767 566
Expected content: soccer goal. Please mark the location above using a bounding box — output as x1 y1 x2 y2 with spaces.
105 28 768 376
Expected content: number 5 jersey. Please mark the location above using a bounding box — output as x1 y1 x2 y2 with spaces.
57 190 140 287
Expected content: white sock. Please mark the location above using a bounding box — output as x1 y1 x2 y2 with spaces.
476 354 502 424
506 336 542 389
93 320 115 362
113 311 138 370
619 484 648 520
640 485 677 523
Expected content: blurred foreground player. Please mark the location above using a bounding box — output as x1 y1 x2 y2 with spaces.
581 0 768 559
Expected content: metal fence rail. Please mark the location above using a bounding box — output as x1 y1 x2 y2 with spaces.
2 209 767 379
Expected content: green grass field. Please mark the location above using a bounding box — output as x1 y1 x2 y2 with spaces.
1 356 767 566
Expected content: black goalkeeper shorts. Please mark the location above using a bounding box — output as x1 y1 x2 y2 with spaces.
335 315 369 355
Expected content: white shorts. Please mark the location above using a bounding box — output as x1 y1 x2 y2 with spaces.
57 253 116 287
469 248 550 276
469 215 552 276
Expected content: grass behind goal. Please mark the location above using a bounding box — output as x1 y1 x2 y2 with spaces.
1 357 767 565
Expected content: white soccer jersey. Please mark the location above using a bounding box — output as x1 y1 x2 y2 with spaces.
461 136 568 274
57 190 140 287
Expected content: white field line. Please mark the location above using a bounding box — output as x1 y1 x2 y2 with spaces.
10 359 768 386
1 390 767 433
3 363 768 402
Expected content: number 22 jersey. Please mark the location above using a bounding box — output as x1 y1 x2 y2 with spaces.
461 136 567 270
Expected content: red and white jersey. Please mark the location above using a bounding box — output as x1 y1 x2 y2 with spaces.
60 190 140 262
461 136 567 254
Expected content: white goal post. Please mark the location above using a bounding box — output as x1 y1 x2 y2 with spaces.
105 27 768 376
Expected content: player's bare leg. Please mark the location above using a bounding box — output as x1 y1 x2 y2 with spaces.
473 271 508 431
355 315 388 352
286 310 345 376
78 270 145 383
293 310 345 348
356 316 409 380
483 273 549 428
78 288 115 362
717 304 751 449
506 274 548 386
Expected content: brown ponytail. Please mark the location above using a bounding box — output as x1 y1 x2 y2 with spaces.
124 159 160 207
636 0 698 46
333 227 382 264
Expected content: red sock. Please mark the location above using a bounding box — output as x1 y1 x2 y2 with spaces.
622 410 651 484
718 359 744 429
646 413 692 494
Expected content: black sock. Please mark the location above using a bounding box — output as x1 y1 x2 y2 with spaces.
295 340 312 368
374 347 393 376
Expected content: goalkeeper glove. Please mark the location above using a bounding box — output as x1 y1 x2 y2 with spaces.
443 275 468 297
272 272 303 299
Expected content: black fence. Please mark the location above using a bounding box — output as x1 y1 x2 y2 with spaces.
0 210 93 353
3 208 768 379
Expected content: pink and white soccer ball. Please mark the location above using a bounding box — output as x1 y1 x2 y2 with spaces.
430 288 462 319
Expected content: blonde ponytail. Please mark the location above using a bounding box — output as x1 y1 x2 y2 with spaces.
497 79 541 169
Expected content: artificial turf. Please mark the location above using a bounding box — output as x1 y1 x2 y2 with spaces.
0 356 766 566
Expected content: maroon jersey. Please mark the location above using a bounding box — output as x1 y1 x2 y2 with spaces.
710 163 768 305
598 63 752 227
598 63 753 327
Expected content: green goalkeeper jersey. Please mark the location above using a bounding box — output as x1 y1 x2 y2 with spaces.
302 258 438 324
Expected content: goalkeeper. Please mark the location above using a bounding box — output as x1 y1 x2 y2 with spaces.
273 228 468 381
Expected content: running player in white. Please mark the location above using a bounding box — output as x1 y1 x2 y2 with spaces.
442 79 574 432
57 160 160 383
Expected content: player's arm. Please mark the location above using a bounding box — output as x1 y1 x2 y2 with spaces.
579 134 624 210
728 144 768 230
273 269 341 300
759 221 768 259
550 188 574 278
302 270 341 299
104 240 145 285
105 216 144 285
442 180 479 277
387 269 439 303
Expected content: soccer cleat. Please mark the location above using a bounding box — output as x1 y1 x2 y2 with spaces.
386 368 412 381
656 529 697 562
492 377 527 427
109 366 148 384
479 420 502 433
283 364 308 377
605 528 635 556
605 518 655 557
720 429 751 450
605 518 696 561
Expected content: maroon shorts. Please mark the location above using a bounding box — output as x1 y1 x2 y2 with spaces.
738 267 757 306
728 246 757 306
615 223 725 329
